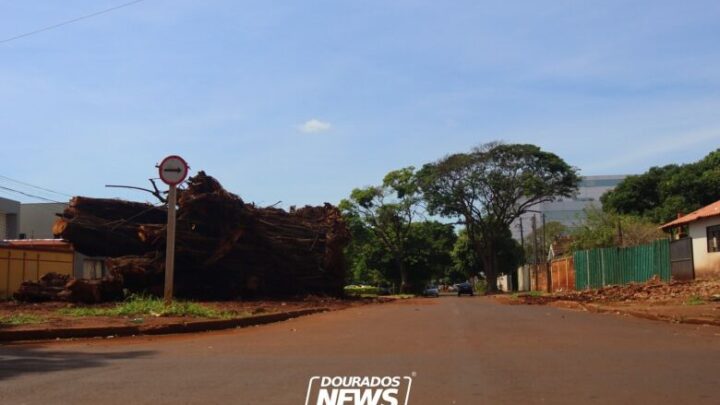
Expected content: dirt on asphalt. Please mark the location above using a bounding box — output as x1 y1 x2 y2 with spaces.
498 278 720 325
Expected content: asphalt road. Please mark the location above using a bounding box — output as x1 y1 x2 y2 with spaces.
2 296 720 404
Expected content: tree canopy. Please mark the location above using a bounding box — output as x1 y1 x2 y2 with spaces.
601 149 720 224
340 167 424 292
570 206 665 251
417 142 579 291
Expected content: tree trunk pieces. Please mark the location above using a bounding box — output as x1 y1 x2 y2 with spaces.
36 171 350 302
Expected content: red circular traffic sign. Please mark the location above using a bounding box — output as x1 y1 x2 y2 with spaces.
158 155 189 186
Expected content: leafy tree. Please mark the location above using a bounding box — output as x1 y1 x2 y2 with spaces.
341 218 456 292
451 227 522 286
450 229 480 281
404 221 457 290
340 167 423 292
418 142 579 292
570 206 665 251
601 149 720 223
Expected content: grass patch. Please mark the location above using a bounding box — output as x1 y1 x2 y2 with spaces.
685 296 705 306
387 294 414 299
0 313 45 325
344 285 379 297
58 295 236 319
528 291 544 298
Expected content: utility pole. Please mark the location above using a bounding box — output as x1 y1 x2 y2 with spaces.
531 215 539 290
541 213 546 259
542 213 551 292
518 217 525 253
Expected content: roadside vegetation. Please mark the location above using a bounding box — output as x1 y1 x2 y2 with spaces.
0 313 45 326
342 142 578 294
57 295 238 319
341 146 720 295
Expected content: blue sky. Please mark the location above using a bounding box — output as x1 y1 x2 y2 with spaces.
1 0 719 206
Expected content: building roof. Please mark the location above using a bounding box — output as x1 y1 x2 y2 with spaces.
660 200 720 230
0 239 72 252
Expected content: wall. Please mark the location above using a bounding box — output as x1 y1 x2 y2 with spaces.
550 257 575 292
516 266 531 291
0 247 74 299
0 197 21 239
689 217 720 279
573 239 670 289
19 203 68 239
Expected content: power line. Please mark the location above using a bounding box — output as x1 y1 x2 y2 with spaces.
0 0 148 45
0 175 73 198
0 185 66 204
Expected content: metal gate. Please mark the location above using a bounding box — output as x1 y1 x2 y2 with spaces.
669 238 694 280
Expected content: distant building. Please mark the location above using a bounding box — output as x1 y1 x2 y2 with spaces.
19 203 68 239
511 175 627 241
0 197 20 239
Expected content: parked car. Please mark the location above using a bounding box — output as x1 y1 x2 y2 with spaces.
422 285 440 298
456 282 474 296
377 286 392 296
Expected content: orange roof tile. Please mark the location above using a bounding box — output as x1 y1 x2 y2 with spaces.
660 200 720 229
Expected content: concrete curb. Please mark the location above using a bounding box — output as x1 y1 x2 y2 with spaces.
0 307 329 343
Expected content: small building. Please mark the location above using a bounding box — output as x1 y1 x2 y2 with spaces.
0 197 20 239
661 200 720 280
19 202 68 239
0 239 106 299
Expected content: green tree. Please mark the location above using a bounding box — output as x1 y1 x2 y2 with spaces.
340 167 423 293
418 142 579 292
601 149 720 223
570 206 665 251
341 218 456 292
450 229 480 281
451 227 522 285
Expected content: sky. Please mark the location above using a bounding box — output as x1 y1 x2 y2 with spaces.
1 0 719 207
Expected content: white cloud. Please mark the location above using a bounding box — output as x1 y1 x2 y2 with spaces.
298 118 332 133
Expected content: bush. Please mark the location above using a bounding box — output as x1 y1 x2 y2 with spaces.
344 285 379 297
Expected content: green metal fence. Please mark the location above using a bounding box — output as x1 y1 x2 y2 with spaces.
573 239 670 290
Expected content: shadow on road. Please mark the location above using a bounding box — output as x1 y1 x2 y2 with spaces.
0 346 155 381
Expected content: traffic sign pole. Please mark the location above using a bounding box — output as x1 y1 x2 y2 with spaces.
164 185 177 305
157 155 189 306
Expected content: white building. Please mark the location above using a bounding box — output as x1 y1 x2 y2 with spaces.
661 200 720 280
0 197 20 239
19 203 68 239
511 175 627 241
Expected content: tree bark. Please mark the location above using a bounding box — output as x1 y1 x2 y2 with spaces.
397 258 409 294
482 253 499 294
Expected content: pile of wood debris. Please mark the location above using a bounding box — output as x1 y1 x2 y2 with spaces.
16 171 349 302
540 277 720 304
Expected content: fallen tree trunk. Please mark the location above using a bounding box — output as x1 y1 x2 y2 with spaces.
41 171 350 301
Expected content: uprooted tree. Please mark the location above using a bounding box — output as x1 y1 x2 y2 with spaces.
418 142 579 293
31 171 350 302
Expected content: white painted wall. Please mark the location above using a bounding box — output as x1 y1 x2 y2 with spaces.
689 217 720 279
20 203 68 239
497 274 512 292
